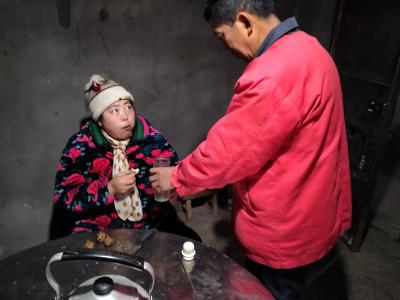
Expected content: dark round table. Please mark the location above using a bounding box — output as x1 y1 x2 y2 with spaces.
0 229 273 299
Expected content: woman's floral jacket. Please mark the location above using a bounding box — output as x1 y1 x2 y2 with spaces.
53 114 179 233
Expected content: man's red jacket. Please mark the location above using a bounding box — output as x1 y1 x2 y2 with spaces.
172 30 352 269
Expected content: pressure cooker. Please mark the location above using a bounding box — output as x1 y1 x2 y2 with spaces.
46 248 154 299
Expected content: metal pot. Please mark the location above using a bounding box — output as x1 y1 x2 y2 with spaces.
46 248 154 300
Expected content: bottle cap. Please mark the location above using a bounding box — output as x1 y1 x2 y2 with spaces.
181 241 195 260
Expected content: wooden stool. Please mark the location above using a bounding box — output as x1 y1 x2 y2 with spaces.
182 190 219 221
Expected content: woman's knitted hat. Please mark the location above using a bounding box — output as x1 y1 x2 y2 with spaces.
84 74 134 121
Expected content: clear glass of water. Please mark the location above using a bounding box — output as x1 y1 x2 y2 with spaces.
153 157 171 202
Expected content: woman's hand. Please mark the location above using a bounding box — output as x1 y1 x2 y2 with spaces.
107 170 137 196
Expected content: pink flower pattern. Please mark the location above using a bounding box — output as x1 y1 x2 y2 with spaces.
87 180 100 202
94 215 112 227
76 135 95 148
66 186 80 205
106 193 116 205
61 173 85 186
129 161 137 169
53 193 60 202
151 149 174 158
73 205 84 212
89 158 110 174
144 157 153 165
126 145 139 155
66 147 81 163
145 188 154 195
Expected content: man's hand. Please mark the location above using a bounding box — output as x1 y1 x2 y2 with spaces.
149 166 176 193
108 170 137 196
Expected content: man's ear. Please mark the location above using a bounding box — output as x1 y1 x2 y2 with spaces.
236 12 253 36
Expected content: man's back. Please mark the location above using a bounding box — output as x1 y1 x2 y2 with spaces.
230 30 352 268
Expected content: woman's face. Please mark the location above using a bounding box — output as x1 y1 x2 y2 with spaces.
98 99 135 140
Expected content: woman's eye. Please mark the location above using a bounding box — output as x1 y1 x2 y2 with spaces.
111 108 118 114
126 105 133 110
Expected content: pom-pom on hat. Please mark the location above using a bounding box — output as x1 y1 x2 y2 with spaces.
84 74 134 121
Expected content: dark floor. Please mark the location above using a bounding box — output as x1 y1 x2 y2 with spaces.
174 197 400 300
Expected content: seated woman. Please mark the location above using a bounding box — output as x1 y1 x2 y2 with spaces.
52 74 200 241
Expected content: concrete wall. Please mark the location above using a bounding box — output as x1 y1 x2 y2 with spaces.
2 0 398 260
0 0 244 259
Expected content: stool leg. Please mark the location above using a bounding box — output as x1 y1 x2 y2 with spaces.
185 199 192 221
211 193 218 217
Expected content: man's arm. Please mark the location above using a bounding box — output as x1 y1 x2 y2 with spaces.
153 74 302 196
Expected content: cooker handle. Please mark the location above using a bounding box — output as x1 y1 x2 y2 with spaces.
61 248 145 269
46 248 154 300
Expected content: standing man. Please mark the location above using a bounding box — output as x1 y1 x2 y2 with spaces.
150 1 351 299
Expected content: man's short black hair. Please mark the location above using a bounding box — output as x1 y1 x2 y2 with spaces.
204 0 275 25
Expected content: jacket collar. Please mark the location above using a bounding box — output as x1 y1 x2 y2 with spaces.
88 114 147 148
255 17 299 57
